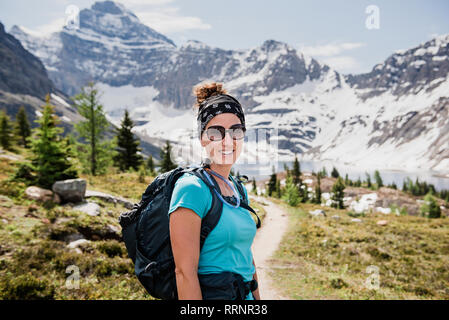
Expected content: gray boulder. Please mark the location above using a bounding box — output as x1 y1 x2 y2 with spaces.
52 179 87 203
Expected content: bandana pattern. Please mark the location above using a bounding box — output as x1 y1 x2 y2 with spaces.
197 94 245 138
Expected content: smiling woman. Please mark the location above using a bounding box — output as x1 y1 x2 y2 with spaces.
168 82 261 300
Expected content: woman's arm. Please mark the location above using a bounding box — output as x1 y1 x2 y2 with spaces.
252 258 261 300
169 207 203 300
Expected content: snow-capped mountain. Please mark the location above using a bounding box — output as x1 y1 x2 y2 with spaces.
9 1 449 174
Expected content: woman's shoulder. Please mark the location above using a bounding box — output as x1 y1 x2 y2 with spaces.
175 171 209 189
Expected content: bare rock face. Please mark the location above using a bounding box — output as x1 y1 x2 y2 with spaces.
25 186 60 203
52 179 87 203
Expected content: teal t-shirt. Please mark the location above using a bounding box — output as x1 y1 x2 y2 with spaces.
168 172 257 300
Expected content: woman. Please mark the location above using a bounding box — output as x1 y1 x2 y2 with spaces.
168 82 260 300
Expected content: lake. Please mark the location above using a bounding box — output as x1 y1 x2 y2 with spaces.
233 159 449 192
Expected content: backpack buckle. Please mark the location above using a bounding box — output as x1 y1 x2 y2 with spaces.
144 261 158 273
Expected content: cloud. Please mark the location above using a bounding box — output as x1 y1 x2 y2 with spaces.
134 7 212 34
19 18 65 37
321 56 361 73
298 42 365 57
297 41 366 73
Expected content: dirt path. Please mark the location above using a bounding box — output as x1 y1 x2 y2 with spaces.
251 196 290 300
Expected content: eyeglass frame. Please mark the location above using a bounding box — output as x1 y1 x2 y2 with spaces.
205 123 246 141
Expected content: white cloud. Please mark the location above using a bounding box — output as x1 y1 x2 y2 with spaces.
297 41 366 74
135 7 212 34
298 42 365 57
19 18 65 37
321 56 361 73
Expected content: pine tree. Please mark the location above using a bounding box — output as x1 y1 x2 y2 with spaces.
321 167 328 177
292 155 301 186
14 106 31 147
331 166 340 178
0 110 14 151
252 177 258 196
314 173 322 204
28 94 78 189
72 82 111 176
331 176 345 209
275 179 281 198
159 140 177 173
344 173 349 186
374 170 383 189
113 110 143 172
365 172 372 189
267 166 277 197
282 175 299 207
420 190 441 218
147 155 155 176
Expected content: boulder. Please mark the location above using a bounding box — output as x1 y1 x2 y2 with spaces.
52 179 87 203
25 186 59 203
309 209 326 217
72 201 101 216
377 220 388 226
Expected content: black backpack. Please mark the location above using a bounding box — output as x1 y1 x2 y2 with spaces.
118 163 260 300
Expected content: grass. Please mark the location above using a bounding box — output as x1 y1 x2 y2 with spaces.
267 200 449 299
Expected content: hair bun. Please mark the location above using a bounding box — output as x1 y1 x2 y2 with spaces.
193 82 227 108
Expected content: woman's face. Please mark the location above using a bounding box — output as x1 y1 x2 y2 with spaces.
200 113 244 166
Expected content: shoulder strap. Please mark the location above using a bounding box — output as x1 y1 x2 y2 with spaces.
232 175 261 229
189 168 224 251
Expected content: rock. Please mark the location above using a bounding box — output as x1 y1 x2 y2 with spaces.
331 215 341 220
351 218 362 223
52 179 87 203
309 209 326 217
377 220 388 226
376 207 391 214
72 201 101 216
25 186 54 202
67 239 91 254
85 190 133 209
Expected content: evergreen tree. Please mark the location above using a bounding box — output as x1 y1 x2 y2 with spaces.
390 181 397 190
331 176 345 209
113 110 143 172
321 166 328 177
374 170 383 189
267 166 277 197
344 173 349 186
0 110 14 151
314 173 322 204
159 140 177 173
292 155 301 186
28 94 78 188
282 175 299 207
355 176 362 187
147 155 155 176
420 190 441 218
14 106 31 147
275 179 281 198
365 172 372 189
331 166 340 178
402 179 408 192
72 82 111 176
252 177 258 196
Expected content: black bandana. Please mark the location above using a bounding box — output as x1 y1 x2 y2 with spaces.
197 94 245 139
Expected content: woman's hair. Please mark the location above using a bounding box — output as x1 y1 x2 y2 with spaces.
192 82 227 110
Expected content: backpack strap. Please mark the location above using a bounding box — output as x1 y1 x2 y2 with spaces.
189 168 224 251
232 175 261 229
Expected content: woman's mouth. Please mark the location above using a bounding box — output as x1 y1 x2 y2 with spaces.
219 150 234 156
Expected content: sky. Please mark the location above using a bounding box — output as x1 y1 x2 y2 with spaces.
1 0 448 74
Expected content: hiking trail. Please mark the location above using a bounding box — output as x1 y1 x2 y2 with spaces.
251 196 290 300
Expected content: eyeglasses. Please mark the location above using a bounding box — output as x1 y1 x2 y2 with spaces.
205 124 246 141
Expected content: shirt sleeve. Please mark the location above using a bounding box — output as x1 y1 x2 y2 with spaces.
168 173 212 219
